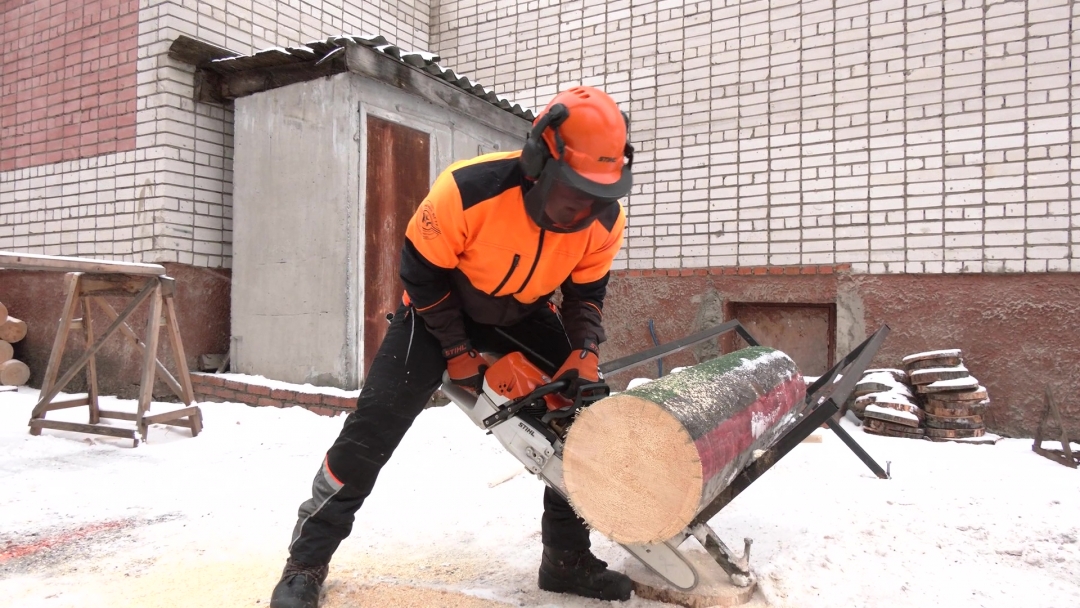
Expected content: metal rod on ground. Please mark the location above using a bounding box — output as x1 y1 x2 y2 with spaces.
826 418 889 479
804 326 892 480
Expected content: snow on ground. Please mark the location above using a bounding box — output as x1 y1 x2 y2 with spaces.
1 387 1078 608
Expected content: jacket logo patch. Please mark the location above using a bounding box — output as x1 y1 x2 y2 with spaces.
420 202 441 240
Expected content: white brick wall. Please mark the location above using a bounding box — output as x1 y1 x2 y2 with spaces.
433 0 1080 273
1 0 430 267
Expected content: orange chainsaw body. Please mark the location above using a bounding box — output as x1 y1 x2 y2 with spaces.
483 352 572 412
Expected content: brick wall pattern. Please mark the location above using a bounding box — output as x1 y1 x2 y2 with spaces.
433 0 1080 274
1 0 431 267
0 0 140 173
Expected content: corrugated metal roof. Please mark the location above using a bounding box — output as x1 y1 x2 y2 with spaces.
207 34 536 121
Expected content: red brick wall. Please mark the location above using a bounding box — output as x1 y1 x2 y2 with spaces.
0 0 139 172
190 374 354 418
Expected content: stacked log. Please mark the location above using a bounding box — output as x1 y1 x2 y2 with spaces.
0 301 30 386
853 369 926 439
904 349 988 440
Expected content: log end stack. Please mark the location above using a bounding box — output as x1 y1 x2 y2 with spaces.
0 301 30 387
904 349 989 440
851 368 926 439
854 349 991 441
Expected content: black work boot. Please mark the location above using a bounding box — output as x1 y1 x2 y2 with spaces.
269 559 329 608
537 546 633 601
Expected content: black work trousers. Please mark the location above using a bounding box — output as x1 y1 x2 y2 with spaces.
286 304 590 567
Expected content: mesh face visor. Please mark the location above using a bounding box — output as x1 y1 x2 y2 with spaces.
524 159 632 233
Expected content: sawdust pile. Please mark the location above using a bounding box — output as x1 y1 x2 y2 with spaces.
82 550 510 608
324 584 509 607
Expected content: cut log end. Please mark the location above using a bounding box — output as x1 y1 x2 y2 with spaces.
563 394 703 545
0 359 30 386
0 340 12 364
0 317 27 344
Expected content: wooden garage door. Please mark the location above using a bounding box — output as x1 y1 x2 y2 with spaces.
364 116 430 377
730 303 835 377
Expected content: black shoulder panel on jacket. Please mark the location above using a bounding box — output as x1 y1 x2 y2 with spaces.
596 202 621 232
452 158 524 210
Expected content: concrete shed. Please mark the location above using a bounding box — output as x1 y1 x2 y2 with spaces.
224 40 531 388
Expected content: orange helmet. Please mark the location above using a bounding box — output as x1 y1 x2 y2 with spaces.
520 86 633 232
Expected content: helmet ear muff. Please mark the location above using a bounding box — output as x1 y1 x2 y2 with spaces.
521 103 569 179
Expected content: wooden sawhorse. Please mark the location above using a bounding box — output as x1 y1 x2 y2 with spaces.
26 269 203 447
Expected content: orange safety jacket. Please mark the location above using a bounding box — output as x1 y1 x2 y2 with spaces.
399 150 625 357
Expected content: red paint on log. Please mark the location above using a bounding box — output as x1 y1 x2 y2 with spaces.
694 375 807 481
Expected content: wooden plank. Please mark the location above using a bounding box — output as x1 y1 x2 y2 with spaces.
98 410 139 421
143 406 201 426
92 296 186 400
0 252 165 276
217 58 346 99
190 407 203 436
83 297 101 424
29 419 136 439
78 274 153 295
1033 387 1077 468
38 395 90 412
1046 387 1075 465
32 279 158 419
163 292 195 404
136 285 164 442
33 273 83 420
167 34 240 66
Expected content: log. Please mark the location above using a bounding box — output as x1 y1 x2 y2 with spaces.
0 359 30 386
0 316 27 343
0 340 11 364
0 300 7 325
562 347 806 545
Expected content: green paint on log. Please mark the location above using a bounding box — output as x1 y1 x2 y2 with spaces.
623 346 779 405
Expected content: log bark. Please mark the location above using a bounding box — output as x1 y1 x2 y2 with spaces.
0 340 11 364
0 317 27 343
0 359 30 386
562 347 806 544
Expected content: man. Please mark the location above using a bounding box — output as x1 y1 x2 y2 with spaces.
270 85 634 608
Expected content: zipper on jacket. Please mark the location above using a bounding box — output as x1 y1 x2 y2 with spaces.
490 254 521 296
514 229 546 295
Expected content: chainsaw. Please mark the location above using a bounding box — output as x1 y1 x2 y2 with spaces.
440 323 892 592
440 351 726 591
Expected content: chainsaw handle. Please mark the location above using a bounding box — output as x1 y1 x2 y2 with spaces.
482 379 570 429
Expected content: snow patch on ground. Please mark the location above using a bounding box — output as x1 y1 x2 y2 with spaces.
1 387 1078 607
